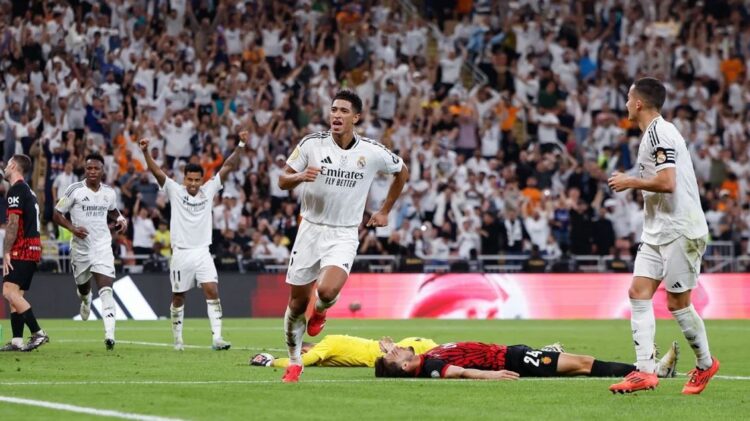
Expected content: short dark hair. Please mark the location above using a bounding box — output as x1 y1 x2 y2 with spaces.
85 153 105 165
332 90 363 114
11 154 32 175
374 357 411 378
632 77 666 111
184 163 204 176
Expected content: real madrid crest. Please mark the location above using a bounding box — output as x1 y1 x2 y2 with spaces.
656 149 666 164
357 156 366 169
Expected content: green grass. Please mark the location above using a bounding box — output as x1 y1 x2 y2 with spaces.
0 319 748 420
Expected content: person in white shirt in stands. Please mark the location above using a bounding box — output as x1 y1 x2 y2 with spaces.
277 90 409 382
608 77 718 395
131 194 156 257
268 155 289 212
157 109 196 169
51 160 78 206
138 131 245 351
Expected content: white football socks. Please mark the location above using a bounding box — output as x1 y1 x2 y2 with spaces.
171 304 184 344
206 299 223 341
284 306 306 366
630 299 657 373
99 287 116 341
671 304 713 370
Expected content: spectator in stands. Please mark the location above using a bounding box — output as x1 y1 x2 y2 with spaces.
1 0 747 276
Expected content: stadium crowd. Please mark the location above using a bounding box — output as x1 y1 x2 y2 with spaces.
0 0 749 272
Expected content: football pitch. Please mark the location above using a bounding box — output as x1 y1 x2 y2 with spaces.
0 319 748 420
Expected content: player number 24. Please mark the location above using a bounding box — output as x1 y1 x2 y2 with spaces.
524 350 542 367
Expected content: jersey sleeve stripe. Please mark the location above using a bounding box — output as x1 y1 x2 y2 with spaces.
64 182 84 198
648 128 657 147
298 131 329 148
649 125 662 146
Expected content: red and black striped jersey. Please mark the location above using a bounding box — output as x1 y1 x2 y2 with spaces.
416 342 508 378
6 180 42 262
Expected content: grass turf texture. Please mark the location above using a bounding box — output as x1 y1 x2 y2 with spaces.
0 319 748 420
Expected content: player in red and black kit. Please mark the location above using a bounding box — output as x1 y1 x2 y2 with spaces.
375 339 679 381
1 154 48 352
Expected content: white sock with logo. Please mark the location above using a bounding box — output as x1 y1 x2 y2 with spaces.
284 306 306 366
170 304 184 344
671 304 713 370
99 287 116 341
206 299 223 341
630 299 656 373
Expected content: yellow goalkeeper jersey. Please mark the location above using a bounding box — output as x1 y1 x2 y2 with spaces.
272 335 438 368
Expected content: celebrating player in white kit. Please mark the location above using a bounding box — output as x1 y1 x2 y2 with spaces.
608 77 718 394
277 90 409 382
139 133 244 351
54 153 128 350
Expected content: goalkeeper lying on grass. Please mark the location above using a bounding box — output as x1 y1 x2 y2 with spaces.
251 335 573 369
251 335 438 368
375 339 679 381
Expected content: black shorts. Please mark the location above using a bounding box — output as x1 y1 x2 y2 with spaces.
505 345 560 377
3 260 38 291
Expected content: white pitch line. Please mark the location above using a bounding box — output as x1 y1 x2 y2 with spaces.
0 375 748 387
55 339 286 352
0 395 184 421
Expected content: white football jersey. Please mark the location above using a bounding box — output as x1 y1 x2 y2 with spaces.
161 175 221 249
55 181 117 255
286 131 403 227
635 116 708 245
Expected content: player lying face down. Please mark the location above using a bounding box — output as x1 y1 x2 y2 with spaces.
251 335 438 368
374 340 679 380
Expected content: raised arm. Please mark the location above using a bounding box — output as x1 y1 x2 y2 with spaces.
138 138 167 187
217 131 247 183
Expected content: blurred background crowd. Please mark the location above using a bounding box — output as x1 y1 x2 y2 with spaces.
0 0 749 273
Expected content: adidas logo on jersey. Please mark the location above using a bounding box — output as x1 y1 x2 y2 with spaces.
82 196 90 202
321 156 333 164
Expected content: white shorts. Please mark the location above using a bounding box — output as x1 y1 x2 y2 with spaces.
286 219 359 286
633 235 708 293
170 247 218 293
71 248 116 286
